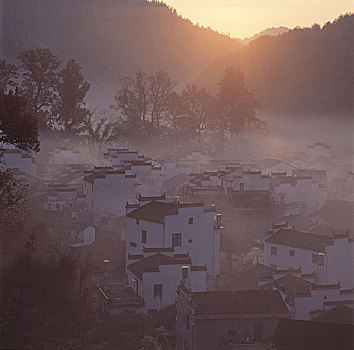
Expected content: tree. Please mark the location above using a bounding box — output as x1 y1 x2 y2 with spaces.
0 59 19 92
0 245 96 348
181 84 214 145
217 68 261 139
148 70 177 127
165 91 185 145
17 48 61 128
53 59 90 134
0 90 39 152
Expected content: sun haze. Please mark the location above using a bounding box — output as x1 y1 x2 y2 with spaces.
163 0 353 38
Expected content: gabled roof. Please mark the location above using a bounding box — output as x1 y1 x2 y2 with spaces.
165 173 191 190
218 264 273 291
265 229 333 253
260 274 312 297
127 253 191 279
191 289 289 316
255 158 294 170
127 201 178 223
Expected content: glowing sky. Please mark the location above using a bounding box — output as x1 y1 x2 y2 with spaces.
163 0 353 38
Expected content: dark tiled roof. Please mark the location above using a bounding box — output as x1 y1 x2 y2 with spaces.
274 318 354 350
219 264 273 291
127 253 191 279
260 274 312 297
192 289 289 316
127 201 178 223
265 229 333 253
313 305 354 325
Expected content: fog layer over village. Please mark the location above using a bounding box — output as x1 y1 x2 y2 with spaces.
0 1 353 349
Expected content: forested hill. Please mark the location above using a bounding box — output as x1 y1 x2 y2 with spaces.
196 14 354 116
1 0 352 116
0 0 240 107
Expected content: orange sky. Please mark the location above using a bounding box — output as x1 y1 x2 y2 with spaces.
163 0 353 38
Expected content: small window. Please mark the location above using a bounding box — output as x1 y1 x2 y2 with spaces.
289 250 295 257
188 217 193 224
270 264 277 270
188 239 192 244
312 254 318 263
240 183 245 191
271 246 277 256
153 284 163 299
142 230 147 243
55 203 61 210
172 233 182 247
186 314 190 330
129 242 137 247
136 218 140 225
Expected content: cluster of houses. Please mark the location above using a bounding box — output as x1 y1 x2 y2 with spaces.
1 141 353 349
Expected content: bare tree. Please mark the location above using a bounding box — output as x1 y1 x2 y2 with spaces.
148 70 177 127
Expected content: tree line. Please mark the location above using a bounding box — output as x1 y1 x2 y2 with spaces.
1 48 264 150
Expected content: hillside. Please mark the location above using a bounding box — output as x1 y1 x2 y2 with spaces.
1 1 352 116
196 14 353 116
0 0 241 107
242 26 289 45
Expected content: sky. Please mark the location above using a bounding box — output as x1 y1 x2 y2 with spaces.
163 0 353 38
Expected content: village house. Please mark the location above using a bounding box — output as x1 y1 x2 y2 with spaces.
254 158 296 175
272 174 327 217
176 285 290 350
124 197 222 312
264 229 354 288
83 167 138 226
306 143 333 160
0 148 37 176
228 170 271 208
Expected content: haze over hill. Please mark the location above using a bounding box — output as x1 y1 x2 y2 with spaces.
1 0 352 117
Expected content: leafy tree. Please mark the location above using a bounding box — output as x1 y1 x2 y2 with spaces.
0 59 19 92
0 245 96 348
217 68 261 139
17 48 61 128
53 59 90 134
0 90 39 152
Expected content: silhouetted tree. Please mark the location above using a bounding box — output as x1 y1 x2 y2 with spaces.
148 70 177 127
53 59 90 135
181 84 214 145
0 59 19 92
17 48 61 128
217 68 261 139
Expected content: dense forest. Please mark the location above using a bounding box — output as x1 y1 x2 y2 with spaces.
1 0 353 115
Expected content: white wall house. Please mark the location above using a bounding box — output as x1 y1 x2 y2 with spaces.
125 198 222 312
254 158 296 175
1 148 36 176
103 148 142 167
232 170 271 191
48 148 81 164
84 168 138 224
272 175 327 217
162 160 192 181
126 161 165 197
264 229 354 288
127 254 207 313
306 143 333 160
